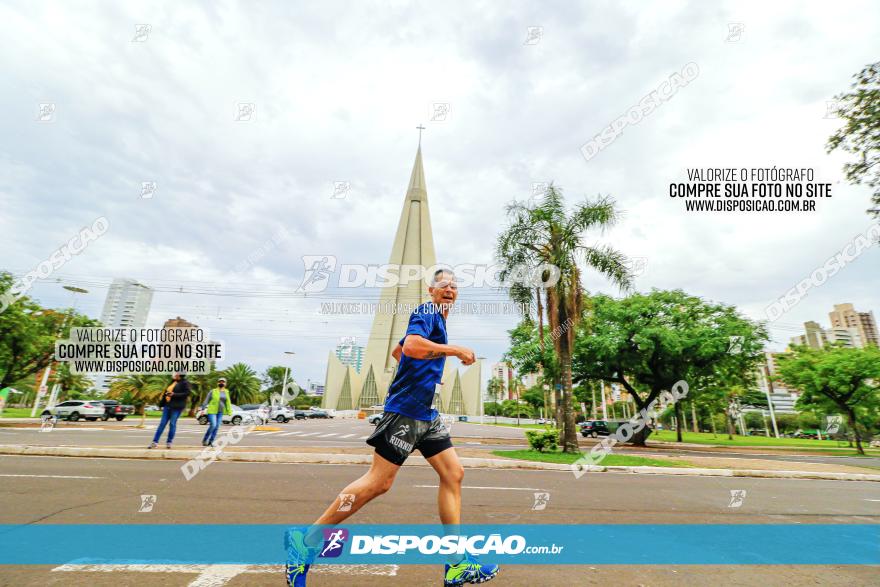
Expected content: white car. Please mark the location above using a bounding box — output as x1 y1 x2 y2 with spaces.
42 400 105 421
196 404 265 426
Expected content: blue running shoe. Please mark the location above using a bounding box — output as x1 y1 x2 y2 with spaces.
444 554 500 585
284 527 317 587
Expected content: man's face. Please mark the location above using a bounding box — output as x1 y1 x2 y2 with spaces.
429 273 458 307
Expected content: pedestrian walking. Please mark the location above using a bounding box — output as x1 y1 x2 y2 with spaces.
200 377 233 447
149 371 191 449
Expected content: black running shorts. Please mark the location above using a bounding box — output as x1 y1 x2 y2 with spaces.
366 412 453 465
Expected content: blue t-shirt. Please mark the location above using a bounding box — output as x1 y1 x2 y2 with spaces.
383 303 447 421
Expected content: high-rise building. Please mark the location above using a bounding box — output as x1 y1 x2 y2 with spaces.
491 362 515 400
95 278 153 391
828 303 878 347
334 337 364 374
791 320 865 350
307 382 325 396
100 278 153 329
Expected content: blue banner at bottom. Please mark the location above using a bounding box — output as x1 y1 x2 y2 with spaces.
0 524 877 565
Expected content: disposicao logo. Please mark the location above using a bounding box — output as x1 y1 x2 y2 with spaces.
319 528 349 558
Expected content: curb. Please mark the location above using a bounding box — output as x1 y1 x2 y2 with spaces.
2 445 879 482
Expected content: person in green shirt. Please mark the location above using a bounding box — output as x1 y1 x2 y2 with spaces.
201 377 233 447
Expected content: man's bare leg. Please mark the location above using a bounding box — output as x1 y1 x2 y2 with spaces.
302 451 401 546
426 447 464 525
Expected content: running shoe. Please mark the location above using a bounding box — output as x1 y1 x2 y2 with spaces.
444 554 499 585
284 527 317 587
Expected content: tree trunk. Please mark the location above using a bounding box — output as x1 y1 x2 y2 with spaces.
559 341 578 453
674 400 683 442
691 402 699 433
710 413 718 438
845 407 864 455
726 414 735 440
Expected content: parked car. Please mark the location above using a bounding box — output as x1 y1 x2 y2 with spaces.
144 404 160 412
368 412 384 425
42 400 105 421
196 404 265 426
579 420 611 438
292 409 308 420
306 408 332 419
275 406 301 423
95 399 134 421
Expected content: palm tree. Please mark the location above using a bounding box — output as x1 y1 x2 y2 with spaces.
220 363 261 405
107 374 165 427
497 184 632 452
188 365 219 417
486 377 505 424
51 363 94 401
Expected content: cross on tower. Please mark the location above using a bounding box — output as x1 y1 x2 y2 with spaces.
416 124 426 146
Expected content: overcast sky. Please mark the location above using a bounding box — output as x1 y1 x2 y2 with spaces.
1 0 878 389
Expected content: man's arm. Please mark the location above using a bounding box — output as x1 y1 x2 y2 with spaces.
402 335 475 365
391 343 403 362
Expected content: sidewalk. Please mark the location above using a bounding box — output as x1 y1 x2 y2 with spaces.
2 443 878 482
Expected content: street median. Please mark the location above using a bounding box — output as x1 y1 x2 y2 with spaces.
2 444 880 482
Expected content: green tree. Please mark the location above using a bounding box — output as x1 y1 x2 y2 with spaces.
486 376 505 424
826 61 880 219
188 365 219 416
262 365 296 403
497 185 632 452
220 362 262 405
574 289 769 444
0 273 100 389
107 374 166 426
776 345 880 454
50 363 94 401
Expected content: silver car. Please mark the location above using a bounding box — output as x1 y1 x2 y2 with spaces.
42 400 105 422
196 404 265 426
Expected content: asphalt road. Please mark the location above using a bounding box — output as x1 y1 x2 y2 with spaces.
0 454 878 586
3 418 879 468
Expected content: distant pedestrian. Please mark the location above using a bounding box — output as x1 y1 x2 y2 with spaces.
149 371 191 449
200 377 233 447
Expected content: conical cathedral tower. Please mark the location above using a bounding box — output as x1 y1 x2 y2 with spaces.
322 143 481 416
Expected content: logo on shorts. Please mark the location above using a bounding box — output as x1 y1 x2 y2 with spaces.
393 424 410 437
319 528 349 558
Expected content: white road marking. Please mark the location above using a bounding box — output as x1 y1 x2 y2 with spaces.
298 432 321 437
280 432 301 436
255 432 280 436
359 435 369 439
339 434 355 438
52 563 399 585
318 433 338 437
0 474 104 479
865 499 880 502
415 484 545 491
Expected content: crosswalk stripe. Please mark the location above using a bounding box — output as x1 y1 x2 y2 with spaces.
359 435 369 440
339 434 355 438
318 433 338 437
298 432 320 437
280 432 300 436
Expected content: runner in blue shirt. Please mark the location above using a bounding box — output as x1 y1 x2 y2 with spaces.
285 269 499 586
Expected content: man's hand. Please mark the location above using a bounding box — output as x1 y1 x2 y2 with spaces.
453 346 476 365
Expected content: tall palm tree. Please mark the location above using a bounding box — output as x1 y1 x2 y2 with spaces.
51 363 95 401
497 184 632 452
220 363 261 405
107 374 166 427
